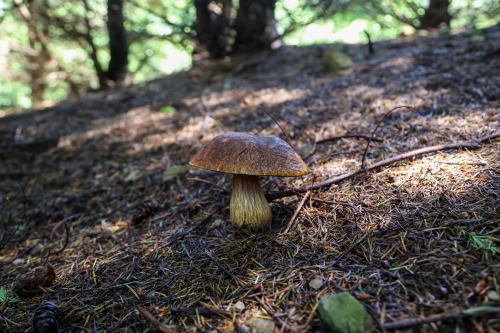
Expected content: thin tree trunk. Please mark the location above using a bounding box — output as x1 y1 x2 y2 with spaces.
233 0 282 53
193 0 232 58
106 0 129 86
81 0 107 89
420 0 451 29
15 0 51 107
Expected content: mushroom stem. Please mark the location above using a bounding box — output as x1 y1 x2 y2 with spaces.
230 174 272 230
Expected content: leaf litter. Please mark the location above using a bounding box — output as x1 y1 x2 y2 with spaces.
0 26 499 332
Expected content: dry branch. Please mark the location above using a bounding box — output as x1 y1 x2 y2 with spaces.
136 305 176 333
380 306 500 330
282 190 310 234
266 133 499 201
170 306 230 318
309 197 359 212
317 134 383 144
162 207 222 247
205 249 243 287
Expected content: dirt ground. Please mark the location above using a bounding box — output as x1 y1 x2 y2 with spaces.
0 25 499 332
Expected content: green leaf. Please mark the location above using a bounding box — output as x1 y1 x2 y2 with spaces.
317 292 374 333
159 106 176 113
464 306 494 313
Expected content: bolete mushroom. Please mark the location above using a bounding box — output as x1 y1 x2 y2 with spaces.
189 132 310 230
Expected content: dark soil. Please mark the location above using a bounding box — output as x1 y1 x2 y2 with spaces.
1 25 499 332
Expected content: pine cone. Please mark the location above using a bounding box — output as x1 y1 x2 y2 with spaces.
33 301 61 333
131 200 158 225
14 265 56 296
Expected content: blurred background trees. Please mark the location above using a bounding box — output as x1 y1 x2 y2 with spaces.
0 0 498 109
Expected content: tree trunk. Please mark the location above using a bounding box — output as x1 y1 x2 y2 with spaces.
233 0 282 53
106 0 129 86
15 0 51 107
420 0 451 29
193 0 232 58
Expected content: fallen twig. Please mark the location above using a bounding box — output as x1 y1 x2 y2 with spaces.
329 233 370 268
258 105 292 145
361 105 413 168
317 134 383 144
205 249 244 287
266 132 499 201
282 190 311 234
162 207 222 247
253 296 291 330
310 197 359 213
170 306 231 318
380 306 500 330
137 305 177 333
186 177 230 194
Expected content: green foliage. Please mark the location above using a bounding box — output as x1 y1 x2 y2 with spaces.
159 105 176 113
450 0 500 29
0 286 18 304
0 0 498 109
460 230 500 261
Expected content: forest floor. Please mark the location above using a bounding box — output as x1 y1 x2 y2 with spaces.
0 25 499 333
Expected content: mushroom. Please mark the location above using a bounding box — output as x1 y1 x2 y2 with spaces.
189 132 310 230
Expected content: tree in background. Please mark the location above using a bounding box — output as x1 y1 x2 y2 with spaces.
13 0 51 106
106 0 129 86
1 0 498 108
233 0 282 53
420 0 451 29
193 0 232 58
370 0 453 30
11 0 79 106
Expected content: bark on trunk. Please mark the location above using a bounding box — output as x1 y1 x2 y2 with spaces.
193 0 232 58
15 0 51 106
233 0 282 53
106 0 129 86
420 0 451 29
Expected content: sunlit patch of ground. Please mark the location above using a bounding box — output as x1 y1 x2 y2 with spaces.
0 26 499 332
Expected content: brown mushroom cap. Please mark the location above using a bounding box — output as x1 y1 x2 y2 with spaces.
189 132 310 176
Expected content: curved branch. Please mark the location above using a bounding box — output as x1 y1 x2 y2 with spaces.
266 133 499 201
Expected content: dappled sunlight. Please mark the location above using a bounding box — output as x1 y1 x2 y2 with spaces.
0 25 498 333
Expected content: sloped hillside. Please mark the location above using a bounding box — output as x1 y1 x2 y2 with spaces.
0 26 499 332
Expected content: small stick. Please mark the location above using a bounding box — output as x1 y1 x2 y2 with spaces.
303 140 317 161
253 296 291 331
136 305 176 333
258 106 292 145
364 30 374 55
205 249 244 287
186 177 230 194
310 197 359 213
51 222 70 256
49 213 81 239
361 105 413 168
162 207 222 247
330 233 370 267
282 191 311 234
380 306 500 330
169 306 230 318
317 134 383 144
266 132 499 201
0 297 8 315
22 285 130 294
